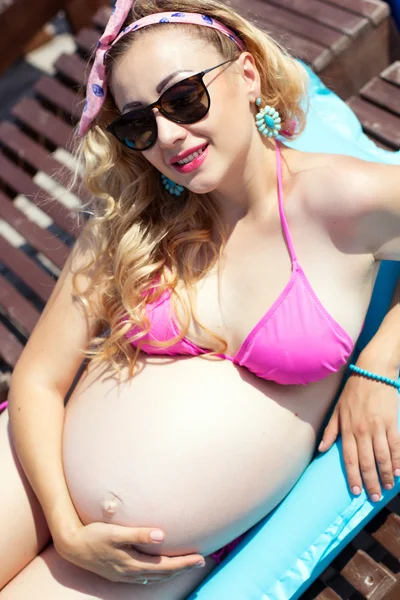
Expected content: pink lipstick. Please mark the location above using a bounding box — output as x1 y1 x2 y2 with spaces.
171 144 209 174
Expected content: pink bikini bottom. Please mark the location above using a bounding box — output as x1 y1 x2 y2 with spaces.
209 532 247 565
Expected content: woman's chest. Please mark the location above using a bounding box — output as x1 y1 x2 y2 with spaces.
187 210 377 356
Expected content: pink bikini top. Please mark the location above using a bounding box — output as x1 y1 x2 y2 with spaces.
124 142 355 385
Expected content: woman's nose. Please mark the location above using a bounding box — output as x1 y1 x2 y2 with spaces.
155 112 188 148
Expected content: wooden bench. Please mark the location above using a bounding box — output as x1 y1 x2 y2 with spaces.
0 4 399 598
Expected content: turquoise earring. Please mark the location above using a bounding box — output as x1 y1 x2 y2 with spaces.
255 98 281 138
161 174 185 197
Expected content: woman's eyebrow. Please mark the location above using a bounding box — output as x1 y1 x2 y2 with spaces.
156 69 193 94
122 69 194 112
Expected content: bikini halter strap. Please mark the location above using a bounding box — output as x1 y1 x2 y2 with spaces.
275 140 297 265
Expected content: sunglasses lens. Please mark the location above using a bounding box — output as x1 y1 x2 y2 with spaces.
113 110 156 150
162 78 209 122
110 78 209 150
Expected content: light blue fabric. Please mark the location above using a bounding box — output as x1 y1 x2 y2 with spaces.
386 1 400 29
188 62 400 600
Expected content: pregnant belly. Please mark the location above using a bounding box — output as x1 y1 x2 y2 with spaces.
63 355 333 558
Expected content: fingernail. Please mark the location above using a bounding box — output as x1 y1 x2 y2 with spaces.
318 441 324 451
194 561 206 568
150 530 164 541
352 486 361 495
371 494 382 502
384 483 393 490
394 469 400 477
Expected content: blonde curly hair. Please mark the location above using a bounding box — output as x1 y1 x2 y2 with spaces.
70 0 309 378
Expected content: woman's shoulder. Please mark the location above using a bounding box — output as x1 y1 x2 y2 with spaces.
281 146 383 220
281 145 366 184
282 147 400 260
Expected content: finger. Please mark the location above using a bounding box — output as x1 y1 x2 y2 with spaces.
137 563 204 581
342 432 362 496
115 554 206 585
132 576 166 585
132 569 196 584
119 562 203 585
319 410 339 452
357 434 382 501
372 428 394 490
127 549 206 572
130 570 192 585
110 527 167 547
387 425 400 478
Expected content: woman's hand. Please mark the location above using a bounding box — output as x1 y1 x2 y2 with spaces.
54 522 206 584
318 352 400 502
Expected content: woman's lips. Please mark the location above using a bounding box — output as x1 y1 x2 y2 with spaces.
172 144 209 174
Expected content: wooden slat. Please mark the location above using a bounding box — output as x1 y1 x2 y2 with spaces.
92 0 381 35
0 321 24 367
0 121 66 177
0 190 70 269
319 0 390 26
365 133 394 151
360 77 400 116
54 53 88 88
346 96 400 148
378 580 400 600
92 5 111 31
370 513 400 561
322 13 389 100
340 549 396 598
12 97 73 150
314 588 342 600
75 27 100 57
262 20 332 71
65 0 110 34
34 76 83 121
0 0 64 74
230 0 348 54
0 375 10 405
0 275 40 335
0 152 78 238
0 122 91 205
0 235 54 303
265 0 370 37
381 62 400 87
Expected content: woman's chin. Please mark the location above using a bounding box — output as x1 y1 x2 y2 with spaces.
186 180 219 195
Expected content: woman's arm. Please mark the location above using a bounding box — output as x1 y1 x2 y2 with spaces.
319 276 400 501
8 229 103 548
8 229 207 582
312 156 400 262
359 275 400 372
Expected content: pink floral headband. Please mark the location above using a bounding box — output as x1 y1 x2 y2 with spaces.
78 1 246 136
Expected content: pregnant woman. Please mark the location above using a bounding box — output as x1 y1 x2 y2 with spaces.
1 0 400 598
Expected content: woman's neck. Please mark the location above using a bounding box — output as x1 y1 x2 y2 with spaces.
211 137 279 227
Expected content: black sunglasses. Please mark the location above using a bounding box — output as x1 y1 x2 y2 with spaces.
106 58 236 151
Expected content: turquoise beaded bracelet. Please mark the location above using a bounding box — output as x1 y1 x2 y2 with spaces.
349 364 400 390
